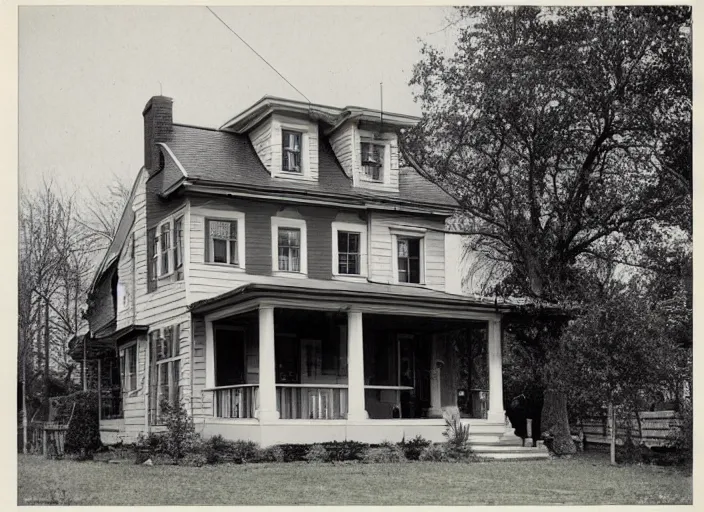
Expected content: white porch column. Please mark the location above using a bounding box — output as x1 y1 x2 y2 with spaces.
487 319 505 423
427 334 443 418
205 319 215 389
257 306 279 421
346 310 368 421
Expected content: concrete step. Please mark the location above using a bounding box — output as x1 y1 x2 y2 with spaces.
471 444 548 453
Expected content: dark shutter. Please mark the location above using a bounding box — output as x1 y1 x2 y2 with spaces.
204 219 210 263
173 323 181 357
147 227 157 292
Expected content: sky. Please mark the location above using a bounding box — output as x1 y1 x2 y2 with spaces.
19 5 459 193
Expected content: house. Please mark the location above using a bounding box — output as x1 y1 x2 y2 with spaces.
80 95 522 448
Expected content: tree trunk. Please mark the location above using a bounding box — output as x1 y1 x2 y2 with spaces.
540 389 576 455
22 357 28 454
43 298 50 408
609 402 616 465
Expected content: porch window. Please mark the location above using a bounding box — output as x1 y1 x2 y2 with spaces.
361 142 384 182
337 231 361 275
397 237 421 284
207 219 239 266
282 130 302 173
149 325 182 424
278 228 301 272
119 344 137 392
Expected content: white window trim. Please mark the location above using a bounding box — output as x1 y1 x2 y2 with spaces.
331 221 368 280
271 216 308 277
154 208 187 281
119 341 138 393
198 208 247 270
150 326 185 424
272 116 316 182
390 228 427 286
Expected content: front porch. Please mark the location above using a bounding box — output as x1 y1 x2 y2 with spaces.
194 283 508 446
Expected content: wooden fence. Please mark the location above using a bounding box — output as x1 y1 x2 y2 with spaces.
575 410 682 447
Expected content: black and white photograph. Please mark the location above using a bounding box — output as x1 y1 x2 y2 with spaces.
14 3 693 506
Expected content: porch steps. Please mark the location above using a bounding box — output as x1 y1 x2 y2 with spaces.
471 444 550 460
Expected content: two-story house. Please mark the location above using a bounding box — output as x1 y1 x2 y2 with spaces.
82 95 517 448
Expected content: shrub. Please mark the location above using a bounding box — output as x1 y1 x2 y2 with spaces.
362 441 406 463
257 445 285 463
304 444 330 463
200 435 259 464
398 435 431 461
442 410 474 460
277 444 311 462
669 399 693 465
57 391 102 459
322 441 367 462
159 399 199 459
419 444 449 462
179 452 207 467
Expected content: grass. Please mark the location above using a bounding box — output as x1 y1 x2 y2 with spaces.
17 452 691 506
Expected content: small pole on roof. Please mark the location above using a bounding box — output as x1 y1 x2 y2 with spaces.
158 81 163 96
380 81 384 134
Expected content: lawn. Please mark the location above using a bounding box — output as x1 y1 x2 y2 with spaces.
17 452 692 506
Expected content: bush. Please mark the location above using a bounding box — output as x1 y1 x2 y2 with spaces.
135 432 168 455
322 441 367 462
200 435 259 464
179 452 207 467
362 441 406 463
669 399 693 465
257 445 285 463
304 444 330 463
159 399 199 459
419 444 449 462
398 435 431 461
277 444 311 462
57 391 102 458
442 410 473 460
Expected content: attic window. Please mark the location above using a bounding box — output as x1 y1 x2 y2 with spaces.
361 142 384 182
282 130 302 173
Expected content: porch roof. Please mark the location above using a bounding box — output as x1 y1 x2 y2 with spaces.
188 278 519 317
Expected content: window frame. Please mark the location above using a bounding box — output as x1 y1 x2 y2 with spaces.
271 216 308 277
271 116 316 182
358 132 391 186
281 129 303 174
149 325 184 425
331 221 368 280
196 209 246 270
360 141 385 182
390 228 426 285
119 342 138 393
151 208 187 283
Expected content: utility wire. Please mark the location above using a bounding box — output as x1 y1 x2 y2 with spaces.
205 6 311 104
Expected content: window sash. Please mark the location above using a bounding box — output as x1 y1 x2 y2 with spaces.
121 345 137 392
208 219 238 265
174 217 184 270
277 228 301 272
337 231 361 275
282 130 302 172
361 143 384 181
397 237 421 284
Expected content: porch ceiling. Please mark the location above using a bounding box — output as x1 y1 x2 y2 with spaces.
188 278 516 317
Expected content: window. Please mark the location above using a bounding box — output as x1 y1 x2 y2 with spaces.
397 237 421 284
159 223 171 275
207 219 238 265
271 216 307 275
119 344 137 392
337 231 360 275
149 325 182 424
282 130 302 173
174 216 184 272
361 142 385 182
278 228 300 272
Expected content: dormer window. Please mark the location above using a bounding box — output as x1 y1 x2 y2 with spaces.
282 130 302 173
361 142 385 182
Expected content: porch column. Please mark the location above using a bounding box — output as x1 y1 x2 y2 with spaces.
257 306 279 421
347 310 368 420
427 334 443 418
487 319 505 423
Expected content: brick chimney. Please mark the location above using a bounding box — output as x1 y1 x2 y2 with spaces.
142 96 173 174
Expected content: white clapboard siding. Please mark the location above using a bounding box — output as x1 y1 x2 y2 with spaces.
329 121 355 178
369 212 446 290
249 121 273 173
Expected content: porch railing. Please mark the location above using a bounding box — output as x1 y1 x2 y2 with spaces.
213 385 259 419
277 384 348 419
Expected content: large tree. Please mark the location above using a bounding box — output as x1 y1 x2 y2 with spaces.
404 6 691 453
